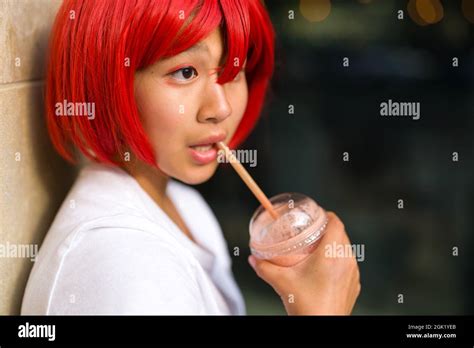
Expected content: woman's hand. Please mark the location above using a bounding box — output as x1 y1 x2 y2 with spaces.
248 212 361 315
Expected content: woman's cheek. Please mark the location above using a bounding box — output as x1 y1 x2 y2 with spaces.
143 92 188 145
227 80 249 133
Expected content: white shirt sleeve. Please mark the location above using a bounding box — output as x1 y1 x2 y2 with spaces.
47 227 206 315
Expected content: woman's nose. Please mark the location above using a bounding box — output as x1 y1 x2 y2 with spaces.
197 82 232 123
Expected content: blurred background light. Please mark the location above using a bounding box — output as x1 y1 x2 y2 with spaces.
462 0 474 24
408 0 444 26
299 0 331 23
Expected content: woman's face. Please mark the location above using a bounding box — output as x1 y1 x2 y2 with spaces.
134 28 248 185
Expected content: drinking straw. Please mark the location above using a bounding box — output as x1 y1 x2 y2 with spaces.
216 142 279 220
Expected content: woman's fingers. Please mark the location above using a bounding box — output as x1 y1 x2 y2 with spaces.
322 211 350 243
248 255 290 295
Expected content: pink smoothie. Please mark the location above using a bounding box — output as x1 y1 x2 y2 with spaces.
249 193 328 267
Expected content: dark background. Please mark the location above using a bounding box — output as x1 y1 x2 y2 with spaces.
197 0 474 314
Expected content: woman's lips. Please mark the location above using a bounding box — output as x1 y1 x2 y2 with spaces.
188 143 218 165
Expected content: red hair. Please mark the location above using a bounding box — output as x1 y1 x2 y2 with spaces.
45 0 275 166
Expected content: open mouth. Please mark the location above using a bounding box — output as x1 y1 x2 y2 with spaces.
189 144 215 152
188 143 219 165
188 133 226 165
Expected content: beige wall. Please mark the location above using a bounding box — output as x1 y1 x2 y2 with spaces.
0 0 77 314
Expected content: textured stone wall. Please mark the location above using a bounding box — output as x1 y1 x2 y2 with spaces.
0 0 77 314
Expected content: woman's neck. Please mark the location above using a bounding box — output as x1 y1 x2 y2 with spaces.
123 158 169 208
123 158 196 243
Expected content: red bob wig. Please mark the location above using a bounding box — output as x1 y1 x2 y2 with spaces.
45 0 275 166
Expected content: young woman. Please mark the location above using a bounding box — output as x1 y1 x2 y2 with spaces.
22 0 360 315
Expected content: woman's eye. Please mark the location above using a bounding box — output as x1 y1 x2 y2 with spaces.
169 66 198 82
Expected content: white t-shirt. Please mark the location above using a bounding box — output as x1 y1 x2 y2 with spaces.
21 163 245 315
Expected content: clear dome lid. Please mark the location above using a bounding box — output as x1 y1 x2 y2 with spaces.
249 193 328 256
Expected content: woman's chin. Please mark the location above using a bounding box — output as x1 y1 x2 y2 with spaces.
177 162 219 185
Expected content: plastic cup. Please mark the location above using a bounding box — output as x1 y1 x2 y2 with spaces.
249 192 328 267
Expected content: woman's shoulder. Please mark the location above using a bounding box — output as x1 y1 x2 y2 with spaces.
22 217 204 314
38 210 199 280
47 163 163 236
20 163 222 314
